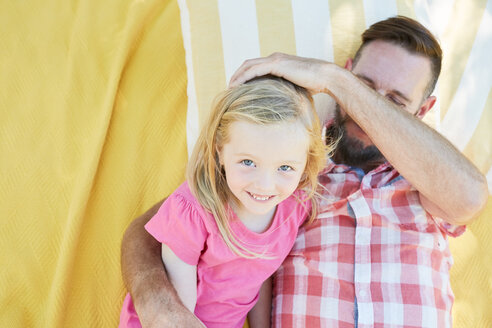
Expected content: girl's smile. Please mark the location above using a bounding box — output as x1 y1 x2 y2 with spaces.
246 191 275 202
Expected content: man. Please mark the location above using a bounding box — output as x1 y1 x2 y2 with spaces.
121 16 488 327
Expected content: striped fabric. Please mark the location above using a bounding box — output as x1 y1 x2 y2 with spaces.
177 1 492 327
1 0 490 327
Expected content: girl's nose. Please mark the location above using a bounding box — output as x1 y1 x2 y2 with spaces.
254 170 275 191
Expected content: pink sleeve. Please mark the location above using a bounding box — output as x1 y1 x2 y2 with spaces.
145 192 208 265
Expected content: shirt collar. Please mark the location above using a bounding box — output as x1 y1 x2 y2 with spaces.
325 158 393 175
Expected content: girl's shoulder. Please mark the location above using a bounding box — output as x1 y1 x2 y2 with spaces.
145 182 212 265
161 181 216 228
286 189 312 207
166 181 203 208
277 189 312 218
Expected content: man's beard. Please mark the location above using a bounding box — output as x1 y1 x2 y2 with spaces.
326 106 385 170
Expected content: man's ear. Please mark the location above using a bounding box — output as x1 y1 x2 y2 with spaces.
416 95 436 119
345 58 353 70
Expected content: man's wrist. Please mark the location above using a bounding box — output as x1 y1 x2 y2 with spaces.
319 63 350 99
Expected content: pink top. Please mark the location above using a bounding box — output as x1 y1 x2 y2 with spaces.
145 182 310 328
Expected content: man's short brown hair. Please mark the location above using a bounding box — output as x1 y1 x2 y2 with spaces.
353 16 442 97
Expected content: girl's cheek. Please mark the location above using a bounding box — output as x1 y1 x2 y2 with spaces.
281 173 303 189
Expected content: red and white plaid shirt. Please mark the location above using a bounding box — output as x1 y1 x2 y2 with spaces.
272 161 465 328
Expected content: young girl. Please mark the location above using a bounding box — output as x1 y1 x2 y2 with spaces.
120 77 330 327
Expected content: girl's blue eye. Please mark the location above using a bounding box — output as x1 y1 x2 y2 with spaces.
241 159 255 167
279 165 293 172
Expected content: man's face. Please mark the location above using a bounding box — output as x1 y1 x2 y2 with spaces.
330 40 434 169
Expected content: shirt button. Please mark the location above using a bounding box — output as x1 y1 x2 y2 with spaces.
359 290 367 298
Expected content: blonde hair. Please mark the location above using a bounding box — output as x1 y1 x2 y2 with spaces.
187 76 329 257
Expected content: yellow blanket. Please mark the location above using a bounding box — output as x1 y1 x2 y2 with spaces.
1 0 490 327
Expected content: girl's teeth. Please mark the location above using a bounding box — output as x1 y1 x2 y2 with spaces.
251 193 270 201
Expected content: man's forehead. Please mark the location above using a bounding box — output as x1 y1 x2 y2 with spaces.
353 41 432 101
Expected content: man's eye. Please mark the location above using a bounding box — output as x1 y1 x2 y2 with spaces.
241 159 255 167
279 165 293 172
361 79 373 88
387 95 405 107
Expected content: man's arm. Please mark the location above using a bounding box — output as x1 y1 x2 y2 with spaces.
121 200 203 327
247 277 273 328
229 53 488 225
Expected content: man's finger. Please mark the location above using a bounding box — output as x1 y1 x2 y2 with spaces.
229 57 276 87
229 66 268 87
228 57 261 86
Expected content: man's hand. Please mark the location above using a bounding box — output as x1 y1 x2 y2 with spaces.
121 200 204 327
229 52 338 95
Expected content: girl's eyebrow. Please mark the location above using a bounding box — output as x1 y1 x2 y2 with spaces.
235 153 305 165
235 152 256 158
357 74 411 103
